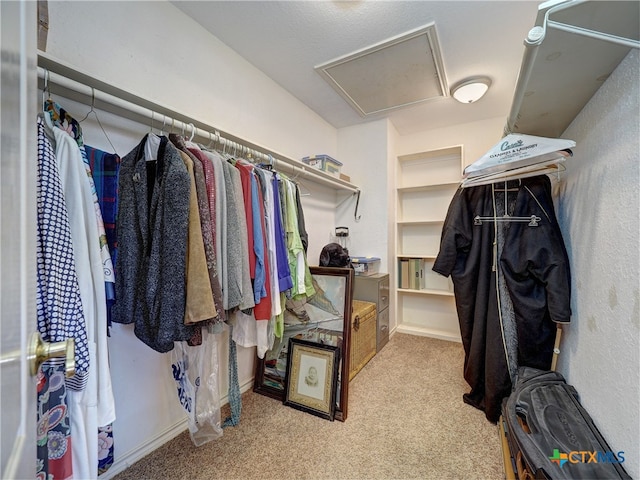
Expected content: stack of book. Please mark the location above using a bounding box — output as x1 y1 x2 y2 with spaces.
398 258 425 290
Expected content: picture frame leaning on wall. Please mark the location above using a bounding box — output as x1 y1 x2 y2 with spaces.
253 266 353 421
283 338 340 421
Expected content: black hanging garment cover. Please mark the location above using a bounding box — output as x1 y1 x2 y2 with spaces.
433 175 571 423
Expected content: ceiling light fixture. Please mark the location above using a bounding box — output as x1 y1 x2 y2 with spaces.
451 77 492 104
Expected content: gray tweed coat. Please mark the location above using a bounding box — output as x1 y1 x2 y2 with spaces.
113 134 196 352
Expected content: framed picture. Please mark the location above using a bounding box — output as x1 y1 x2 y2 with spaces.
283 338 340 421
253 266 353 421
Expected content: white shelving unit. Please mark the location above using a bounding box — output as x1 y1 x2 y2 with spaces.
395 146 463 342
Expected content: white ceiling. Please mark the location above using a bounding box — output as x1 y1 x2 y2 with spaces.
172 1 542 136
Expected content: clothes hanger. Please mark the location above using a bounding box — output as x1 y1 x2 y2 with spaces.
473 181 542 227
492 179 521 192
462 161 566 188
185 123 198 149
159 115 167 136
78 86 118 155
289 165 311 197
42 69 51 111
202 130 221 153
259 154 274 171
202 130 215 150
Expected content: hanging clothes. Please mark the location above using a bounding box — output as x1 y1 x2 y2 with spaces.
235 161 270 314
84 143 120 337
433 175 571 423
172 134 224 322
228 160 255 311
294 181 309 254
44 100 116 324
218 159 245 310
41 110 117 479
185 142 225 322
203 149 230 310
83 144 120 475
254 168 283 320
173 143 217 325
113 134 197 352
232 160 273 357
36 116 83 480
281 175 314 299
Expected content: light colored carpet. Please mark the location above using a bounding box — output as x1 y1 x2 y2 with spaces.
113 333 505 480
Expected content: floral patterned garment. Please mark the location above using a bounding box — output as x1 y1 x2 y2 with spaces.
37 359 73 480
97 425 114 475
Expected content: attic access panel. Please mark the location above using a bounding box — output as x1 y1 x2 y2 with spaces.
315 24 448 117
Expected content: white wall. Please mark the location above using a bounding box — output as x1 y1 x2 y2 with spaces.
336 119 390 266
44 1 342 474
554 49 639 479
397 115 506 168
46 1 337 161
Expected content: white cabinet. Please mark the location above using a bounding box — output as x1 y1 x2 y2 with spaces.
395 146 462 342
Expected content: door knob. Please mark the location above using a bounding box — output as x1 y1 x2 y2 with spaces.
29 332 75 377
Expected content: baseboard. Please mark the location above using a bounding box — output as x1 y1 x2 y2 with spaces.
99 377 255 479
395 323 461 343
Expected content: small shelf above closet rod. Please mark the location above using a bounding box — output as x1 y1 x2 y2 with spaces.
505 0 639 138
37 51 361 197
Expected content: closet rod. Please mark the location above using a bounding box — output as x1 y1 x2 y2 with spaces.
36 52 360 195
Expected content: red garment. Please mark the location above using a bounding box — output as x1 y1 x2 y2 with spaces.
235 161 256 278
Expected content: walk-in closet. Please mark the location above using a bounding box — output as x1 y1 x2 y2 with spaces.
1 1 638 479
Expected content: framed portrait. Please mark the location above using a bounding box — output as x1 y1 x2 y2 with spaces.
283 338 340 421
253 266 353 421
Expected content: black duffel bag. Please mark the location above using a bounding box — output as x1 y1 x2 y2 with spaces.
502 367 630 480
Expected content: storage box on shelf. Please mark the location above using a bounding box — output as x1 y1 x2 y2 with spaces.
395 146 462 342
350 256 380 277
301 154 343 177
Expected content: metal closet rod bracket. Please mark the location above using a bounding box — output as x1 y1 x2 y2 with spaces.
335 189 362 222
353 190 361 222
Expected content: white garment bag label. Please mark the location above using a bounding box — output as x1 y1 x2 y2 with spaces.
464 133 575 178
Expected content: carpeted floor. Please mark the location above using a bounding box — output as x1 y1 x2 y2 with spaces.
112 333 504 480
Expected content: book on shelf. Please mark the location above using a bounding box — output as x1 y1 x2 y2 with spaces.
399 258 410 289
399 258 425 290
409 258 425 290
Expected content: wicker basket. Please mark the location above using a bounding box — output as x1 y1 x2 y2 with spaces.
349 300 377 380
